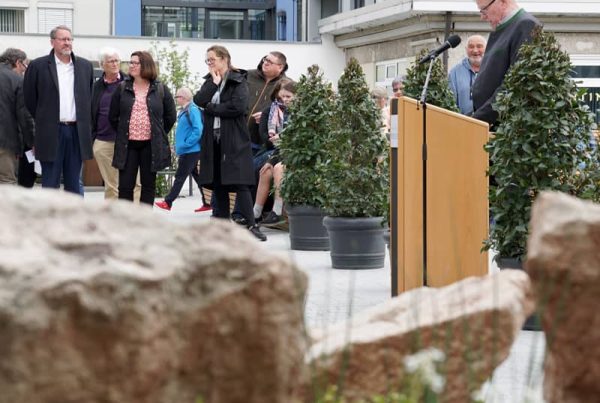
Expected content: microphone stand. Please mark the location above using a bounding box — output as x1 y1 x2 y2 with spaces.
417 58 435 287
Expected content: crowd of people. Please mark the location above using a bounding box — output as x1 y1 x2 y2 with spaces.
0 1 539 242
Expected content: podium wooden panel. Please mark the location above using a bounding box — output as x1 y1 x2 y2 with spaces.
391 97 489 294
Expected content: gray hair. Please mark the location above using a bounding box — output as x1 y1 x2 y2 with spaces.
0 48 27 68
98 47 121 64
371 86 387 99
176 87 193 101
50 25 72 39
392 76 406 87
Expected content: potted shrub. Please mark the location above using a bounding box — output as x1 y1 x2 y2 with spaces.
484 27 600 268
320 58 390 269
403 48 459 112
280 65 335 251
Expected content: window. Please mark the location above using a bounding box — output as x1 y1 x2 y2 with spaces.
0 9 24 33
207 10 244 40
572 64 600 124
375 58 412 95
38 8 73 34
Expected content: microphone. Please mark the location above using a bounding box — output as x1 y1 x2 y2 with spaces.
418 35 462 64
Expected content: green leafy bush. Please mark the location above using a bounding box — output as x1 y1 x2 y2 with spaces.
320 58 389 218
280 65 335 207
403 49 459 112
485 27 600 259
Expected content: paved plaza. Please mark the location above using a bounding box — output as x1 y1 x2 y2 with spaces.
84 185 546 403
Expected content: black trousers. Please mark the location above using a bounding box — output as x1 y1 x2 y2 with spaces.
165 151 200 205
211 140 255 226
119 140 156 205
17 149 36 188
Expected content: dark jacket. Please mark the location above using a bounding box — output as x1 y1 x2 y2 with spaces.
0 64 34 154
109 78 177 172
193 69 254 186
472 9 540 126
91 71 126 141
23 49 94 161
246 64 287 146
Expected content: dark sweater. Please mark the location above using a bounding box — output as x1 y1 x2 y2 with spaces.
472 9 541 126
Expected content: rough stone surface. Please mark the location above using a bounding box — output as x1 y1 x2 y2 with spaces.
0 187 308 403
305 270 534 402
527 191 600 403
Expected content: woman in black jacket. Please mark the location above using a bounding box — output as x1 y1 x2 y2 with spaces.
194 45 266 241
109 50 176 205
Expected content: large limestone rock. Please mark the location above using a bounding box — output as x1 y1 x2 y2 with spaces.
0 187 307 403
305 270 534 402
527 191 600 403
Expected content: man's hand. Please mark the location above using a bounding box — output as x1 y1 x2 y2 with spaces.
252 112 262 124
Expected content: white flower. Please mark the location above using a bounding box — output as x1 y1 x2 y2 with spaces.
403 348 446 393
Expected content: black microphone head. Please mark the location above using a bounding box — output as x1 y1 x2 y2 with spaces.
447 35 462 48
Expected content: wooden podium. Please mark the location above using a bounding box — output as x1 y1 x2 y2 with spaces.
390 97 489 295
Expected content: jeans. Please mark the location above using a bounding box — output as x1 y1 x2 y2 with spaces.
41 124 82 195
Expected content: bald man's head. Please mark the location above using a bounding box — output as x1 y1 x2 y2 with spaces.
466 35 486 69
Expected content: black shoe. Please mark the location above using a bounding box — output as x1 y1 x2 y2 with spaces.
233 216 249 226
261 211 284 227
248 224 267 241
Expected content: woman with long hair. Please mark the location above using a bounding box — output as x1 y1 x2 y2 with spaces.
194 45 267 241
110 50 176 205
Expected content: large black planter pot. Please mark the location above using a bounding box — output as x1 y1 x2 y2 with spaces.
287 204 330 251
495 256 541 331
323 216 385 270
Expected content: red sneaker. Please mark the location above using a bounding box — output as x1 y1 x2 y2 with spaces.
194 204 212 213
155 200 171 211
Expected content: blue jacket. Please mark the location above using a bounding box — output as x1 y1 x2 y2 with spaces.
448 57 477 115
175 102 202 156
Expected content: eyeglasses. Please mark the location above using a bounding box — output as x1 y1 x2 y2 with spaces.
479 0 497 14
262 56 281 66
392 87 403 92
104 59 120 65
128 61 141 66
20 60 28 69
174 95 184 99
205 58 219 65
53 37 73 43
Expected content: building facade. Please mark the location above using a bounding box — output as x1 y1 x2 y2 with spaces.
0 0 111 35
320 0 600 122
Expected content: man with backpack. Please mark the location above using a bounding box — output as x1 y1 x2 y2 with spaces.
155 87 204 211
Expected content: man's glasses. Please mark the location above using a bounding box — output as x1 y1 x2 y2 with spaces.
104 59 120 65
262 56 281 66
54 37 73 43
479 0 497 14
19 60 28 69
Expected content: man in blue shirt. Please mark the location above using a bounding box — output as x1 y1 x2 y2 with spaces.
448 35 486 115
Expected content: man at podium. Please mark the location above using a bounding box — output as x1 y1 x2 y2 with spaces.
471 0 541 127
